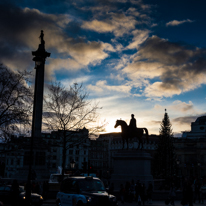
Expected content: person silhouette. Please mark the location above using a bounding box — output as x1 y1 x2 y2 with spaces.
129 114 136 128
129 114 137 137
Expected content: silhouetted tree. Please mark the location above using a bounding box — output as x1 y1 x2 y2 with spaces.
153 109 176 182
0 65 33 141
43 82 105 176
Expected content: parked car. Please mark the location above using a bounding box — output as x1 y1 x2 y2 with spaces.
56 176 118 206
0 185 43 205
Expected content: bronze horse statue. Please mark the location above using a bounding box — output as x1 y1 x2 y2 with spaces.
114 119 149 149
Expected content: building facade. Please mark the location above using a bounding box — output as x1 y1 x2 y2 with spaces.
0 128 91 180
2 116 206 182
174 116 206 179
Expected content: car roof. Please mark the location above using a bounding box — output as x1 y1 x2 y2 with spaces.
64 176 100 181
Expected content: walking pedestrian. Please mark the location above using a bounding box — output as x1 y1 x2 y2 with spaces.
140 183 146 206
147 182 153 204
11 179 19 206
125 181 130 202
169 183 176 206
194 179 201 203
182 180 193 206
119 184 125 203
130 179 135 202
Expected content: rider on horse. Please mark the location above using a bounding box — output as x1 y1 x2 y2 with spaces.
129 114 136 137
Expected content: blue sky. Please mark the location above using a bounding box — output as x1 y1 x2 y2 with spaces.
1 0 206 136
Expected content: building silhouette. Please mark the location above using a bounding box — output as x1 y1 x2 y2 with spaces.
1 116 206 181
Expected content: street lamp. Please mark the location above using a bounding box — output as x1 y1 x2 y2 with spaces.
70 159 76 175
176 159 180 177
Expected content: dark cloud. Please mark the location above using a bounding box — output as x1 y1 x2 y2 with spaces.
138 36 202 66
0 4 55 43
172 114 206 125
0 2 112 80
0 3 59 70
124 35 206 98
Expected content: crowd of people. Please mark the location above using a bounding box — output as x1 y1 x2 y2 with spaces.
106 177 206 206
179 177 206 206
117 180 153 205
166 177 206 206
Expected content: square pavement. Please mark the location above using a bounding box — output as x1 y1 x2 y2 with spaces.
117 200 205 206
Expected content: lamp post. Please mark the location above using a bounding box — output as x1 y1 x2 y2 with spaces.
70 159 76 175
176 159 180 176
176 159 180 189
198 162 201 178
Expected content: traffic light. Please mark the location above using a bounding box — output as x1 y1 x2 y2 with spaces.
89 165 93 172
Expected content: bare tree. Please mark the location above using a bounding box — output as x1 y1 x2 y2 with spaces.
43 82 105 176
0 65 33 141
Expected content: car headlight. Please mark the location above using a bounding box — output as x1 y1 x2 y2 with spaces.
22 196 26 200
86 196 92 203
40 196 43 200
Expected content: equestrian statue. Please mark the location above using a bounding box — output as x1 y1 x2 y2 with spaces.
114 114 149 149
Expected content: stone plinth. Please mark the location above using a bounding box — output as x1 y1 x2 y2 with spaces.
111 150 153 189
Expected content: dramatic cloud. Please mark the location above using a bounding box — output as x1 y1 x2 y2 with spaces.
166 19 194 26
0 4 71 71
0 4 115 82
123 35 206 98
82 13 138 37
81 1 151 37
126 29 150 49
1 0 205 136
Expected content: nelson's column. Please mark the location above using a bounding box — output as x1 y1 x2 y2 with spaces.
25 30 50 204
32 30 50 139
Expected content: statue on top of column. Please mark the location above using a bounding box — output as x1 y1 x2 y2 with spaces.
39 30 45 45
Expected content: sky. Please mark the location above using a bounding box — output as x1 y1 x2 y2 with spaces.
1 0 206 136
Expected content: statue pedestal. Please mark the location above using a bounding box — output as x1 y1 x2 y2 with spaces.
110 150 153 189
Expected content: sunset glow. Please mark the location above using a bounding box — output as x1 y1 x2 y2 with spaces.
1 0 206 136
